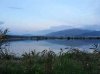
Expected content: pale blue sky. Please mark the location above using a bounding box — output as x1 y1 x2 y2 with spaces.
0 0 100 34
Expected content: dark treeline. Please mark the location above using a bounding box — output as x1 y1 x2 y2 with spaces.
5 35 100 41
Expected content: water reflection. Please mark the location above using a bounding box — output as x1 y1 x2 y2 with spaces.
1 40 100 56
46 40 100 46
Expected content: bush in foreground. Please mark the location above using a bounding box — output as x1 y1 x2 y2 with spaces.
0 48 100 74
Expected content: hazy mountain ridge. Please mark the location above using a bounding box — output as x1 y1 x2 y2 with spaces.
46 28 94 37
79 31 100 36
9 25 100 37
32 25 73 35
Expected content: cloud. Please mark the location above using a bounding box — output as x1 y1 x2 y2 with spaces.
80 24 100 31
0 21 4 25
8 7 23 10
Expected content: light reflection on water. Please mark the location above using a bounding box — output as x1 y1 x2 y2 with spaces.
3 40 100 56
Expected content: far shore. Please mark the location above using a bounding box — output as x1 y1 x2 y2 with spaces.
4 35 100 41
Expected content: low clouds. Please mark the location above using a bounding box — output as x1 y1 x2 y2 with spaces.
0 21 4 25
82 25 100 31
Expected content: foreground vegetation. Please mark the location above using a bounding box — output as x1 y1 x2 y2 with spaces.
0 47 100 74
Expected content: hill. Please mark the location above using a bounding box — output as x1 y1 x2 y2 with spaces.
79 31 100 36
47 29 92 37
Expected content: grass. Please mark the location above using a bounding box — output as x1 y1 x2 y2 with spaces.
0 47 100 74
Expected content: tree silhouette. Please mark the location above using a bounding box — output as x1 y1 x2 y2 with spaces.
0 23 8 41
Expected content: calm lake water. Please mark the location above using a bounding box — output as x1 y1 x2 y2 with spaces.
2 40 100 56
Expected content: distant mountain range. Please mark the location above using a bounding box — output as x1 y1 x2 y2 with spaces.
8 24 100 36
8 24 100 37
31 25 73 35
46 28 100 37
79 31 100 36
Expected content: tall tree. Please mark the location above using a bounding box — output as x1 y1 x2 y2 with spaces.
0 22 8 41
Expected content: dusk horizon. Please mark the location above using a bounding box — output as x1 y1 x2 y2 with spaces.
0 0 100 35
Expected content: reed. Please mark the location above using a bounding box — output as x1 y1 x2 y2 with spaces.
0 47 100 74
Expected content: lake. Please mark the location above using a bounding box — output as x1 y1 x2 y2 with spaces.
2 39 100 56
